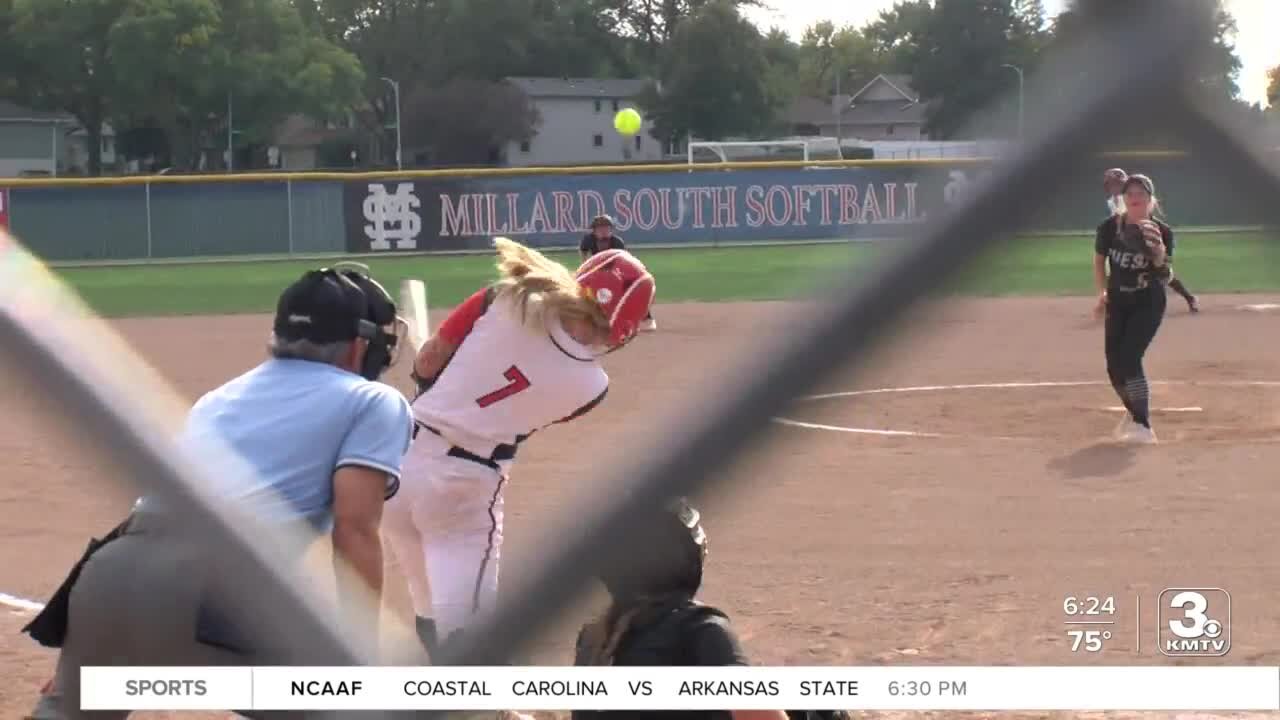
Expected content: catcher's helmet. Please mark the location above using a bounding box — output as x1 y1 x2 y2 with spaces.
590 213 615 228
599 497 707 601
576 249 655 348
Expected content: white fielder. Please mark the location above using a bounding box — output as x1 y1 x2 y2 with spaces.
383 239 655 651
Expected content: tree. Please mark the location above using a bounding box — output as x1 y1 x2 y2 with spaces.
865 0 932 75
593 0 761 65
106 0 223 169
908 0 1047 138
312 0 632 166
1051 0 1240 99
760 27 800 115
302 0 447 161
401 79 539 165
1193 0 1242 100
0 0 27 100
795 21 883 100
1268 65 1279 109
9 0 134 174
153 0 364 169
8 0 364 173
641 1 777 143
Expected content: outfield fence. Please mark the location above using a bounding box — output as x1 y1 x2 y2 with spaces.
1 2 1279 717
3 146 1274 262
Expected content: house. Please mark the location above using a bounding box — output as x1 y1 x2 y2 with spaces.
502 77 664 167
64 123 118 174
0 100 118 177
784 74 929 142
0 100 71 177
270 113 361 170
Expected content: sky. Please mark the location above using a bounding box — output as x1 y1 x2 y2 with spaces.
743 0 1277 108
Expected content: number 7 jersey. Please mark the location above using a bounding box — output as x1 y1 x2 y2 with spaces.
411 287 609 460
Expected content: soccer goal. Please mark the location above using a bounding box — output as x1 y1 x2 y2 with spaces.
686 137 844 165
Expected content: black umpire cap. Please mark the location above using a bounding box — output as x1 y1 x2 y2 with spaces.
273 265 396 344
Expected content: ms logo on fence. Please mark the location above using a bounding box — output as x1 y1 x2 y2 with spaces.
1158 588 1230 657
363 183 422 250
942 170 993 207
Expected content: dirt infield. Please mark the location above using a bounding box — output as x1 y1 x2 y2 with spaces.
3 295 1280 718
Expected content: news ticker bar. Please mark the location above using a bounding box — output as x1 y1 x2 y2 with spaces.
82 666 1280 711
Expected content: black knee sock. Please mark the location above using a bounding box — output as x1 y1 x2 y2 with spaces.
1169 277 1194 302
1125 374 1151 427
1108 372 1134 418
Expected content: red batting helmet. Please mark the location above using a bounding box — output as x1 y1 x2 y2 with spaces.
576 249 655 348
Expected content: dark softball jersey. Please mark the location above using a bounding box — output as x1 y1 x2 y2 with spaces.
581 233 627 256
572 601 749 720
1095 215 1174 292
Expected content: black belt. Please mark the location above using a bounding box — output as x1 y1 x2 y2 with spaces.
414 421 516 471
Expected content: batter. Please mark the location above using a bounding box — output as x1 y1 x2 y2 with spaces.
382 237 656 654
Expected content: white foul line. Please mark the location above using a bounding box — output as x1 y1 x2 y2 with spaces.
774 379 1280 440
1104 406 1203 413
772 418 945 438
0 592 44 613
798 379 1280 403
799 380 1104 402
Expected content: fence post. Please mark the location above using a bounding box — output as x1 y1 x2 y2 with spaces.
145 180 153 260
286 179 294 254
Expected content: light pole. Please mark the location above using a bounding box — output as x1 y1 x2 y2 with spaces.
834 65 850 142
1001 63 1024 139
227 91 233 172
381 76 402 171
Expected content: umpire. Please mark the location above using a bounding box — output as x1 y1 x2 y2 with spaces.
573 499 844 720
25 263 414 719
580 214 656 332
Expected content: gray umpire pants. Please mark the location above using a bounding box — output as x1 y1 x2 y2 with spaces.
27 513 304 720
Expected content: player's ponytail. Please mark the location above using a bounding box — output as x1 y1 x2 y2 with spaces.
492 237 608 335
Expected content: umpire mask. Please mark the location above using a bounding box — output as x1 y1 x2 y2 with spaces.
335 262 405 381
599 498 708 602
273 262 405 381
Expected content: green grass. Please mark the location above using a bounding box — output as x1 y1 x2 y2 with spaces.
953 231 1279 297
53 232 1278 317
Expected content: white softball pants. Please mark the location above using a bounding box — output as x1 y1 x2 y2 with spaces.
383 428 507 641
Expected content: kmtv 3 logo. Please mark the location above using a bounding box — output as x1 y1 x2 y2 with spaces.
1158 588 1230 657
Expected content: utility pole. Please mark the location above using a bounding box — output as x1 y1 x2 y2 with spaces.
381 77 402 170
227 91 234 172
835 68 843 142
1001 64 1024 139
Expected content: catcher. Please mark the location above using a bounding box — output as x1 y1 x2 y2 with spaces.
572 498 846 720
1094 173 1171 444
1103 168 1198 313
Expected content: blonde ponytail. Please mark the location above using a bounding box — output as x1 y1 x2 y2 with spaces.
491 237 609 335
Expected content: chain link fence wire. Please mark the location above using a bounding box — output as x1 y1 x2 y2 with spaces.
0 0 1275 716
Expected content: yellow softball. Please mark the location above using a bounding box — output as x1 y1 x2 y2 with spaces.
614 108 642 136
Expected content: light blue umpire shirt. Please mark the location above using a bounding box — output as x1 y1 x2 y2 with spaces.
137 357 413 532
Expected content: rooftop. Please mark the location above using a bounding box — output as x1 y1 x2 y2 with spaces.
505 77 650 99
0 99 73 123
